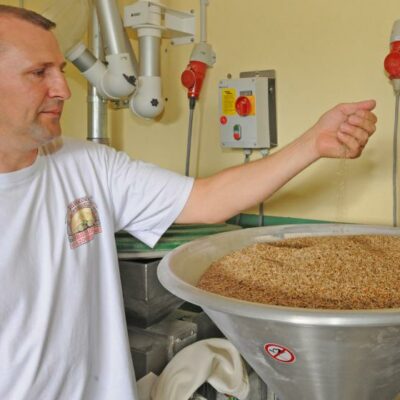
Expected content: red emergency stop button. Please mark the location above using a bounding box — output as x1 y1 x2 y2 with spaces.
181 69 196 89
235 96 252 116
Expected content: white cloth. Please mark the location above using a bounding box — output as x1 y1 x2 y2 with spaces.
0 137 194 400
137 372 158 400
151 339 250 400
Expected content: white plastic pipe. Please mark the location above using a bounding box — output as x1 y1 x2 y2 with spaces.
130 0 164 119
391 20 400 42
129 76 164 119
200 0 209 43
67 42 136 99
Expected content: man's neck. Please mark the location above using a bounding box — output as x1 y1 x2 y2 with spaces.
0 149 38 173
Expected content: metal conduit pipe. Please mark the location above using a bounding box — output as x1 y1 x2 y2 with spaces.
87 8 109 145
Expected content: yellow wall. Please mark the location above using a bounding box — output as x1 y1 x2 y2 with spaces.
5 0 400 225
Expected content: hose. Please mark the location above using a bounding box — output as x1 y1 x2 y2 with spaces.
185 98 196 177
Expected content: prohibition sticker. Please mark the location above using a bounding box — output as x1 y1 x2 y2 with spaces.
264 343 296 364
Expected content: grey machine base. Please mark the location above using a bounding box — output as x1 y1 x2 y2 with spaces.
119 258 274 399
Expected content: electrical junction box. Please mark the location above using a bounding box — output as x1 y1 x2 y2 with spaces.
219 70 277 149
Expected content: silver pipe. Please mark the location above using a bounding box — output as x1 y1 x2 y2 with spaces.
72 48 98 72
94 0 138 82
94 0 128 56
124 31 139 78
87 9 109 145
139 36 161 77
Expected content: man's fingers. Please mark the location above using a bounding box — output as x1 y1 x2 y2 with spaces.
339 123 369 146
336 107 376 159
337 131 366 158
338 99 377 116
354 109 378 124
346 114 377 136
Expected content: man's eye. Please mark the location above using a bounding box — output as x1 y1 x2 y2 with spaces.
32 69 45 77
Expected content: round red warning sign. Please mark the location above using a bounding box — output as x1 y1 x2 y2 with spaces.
264 343 296 364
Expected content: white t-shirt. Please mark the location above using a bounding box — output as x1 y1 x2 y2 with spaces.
0 137 194 400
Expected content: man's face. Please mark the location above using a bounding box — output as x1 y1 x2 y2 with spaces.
0 16 71 152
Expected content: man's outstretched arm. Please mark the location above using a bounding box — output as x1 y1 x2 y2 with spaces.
176 100 377 224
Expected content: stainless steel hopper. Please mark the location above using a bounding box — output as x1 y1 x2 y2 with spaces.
158 224 400 400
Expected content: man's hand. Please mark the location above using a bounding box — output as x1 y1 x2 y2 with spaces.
309 100 377 159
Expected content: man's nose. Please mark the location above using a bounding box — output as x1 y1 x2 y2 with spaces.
48 72 71 100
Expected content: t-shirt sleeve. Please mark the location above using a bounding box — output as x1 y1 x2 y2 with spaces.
105 148 194 247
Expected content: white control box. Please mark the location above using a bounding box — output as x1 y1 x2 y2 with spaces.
218 71 277 149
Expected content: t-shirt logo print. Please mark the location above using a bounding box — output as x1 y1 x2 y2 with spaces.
67 196 102 249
